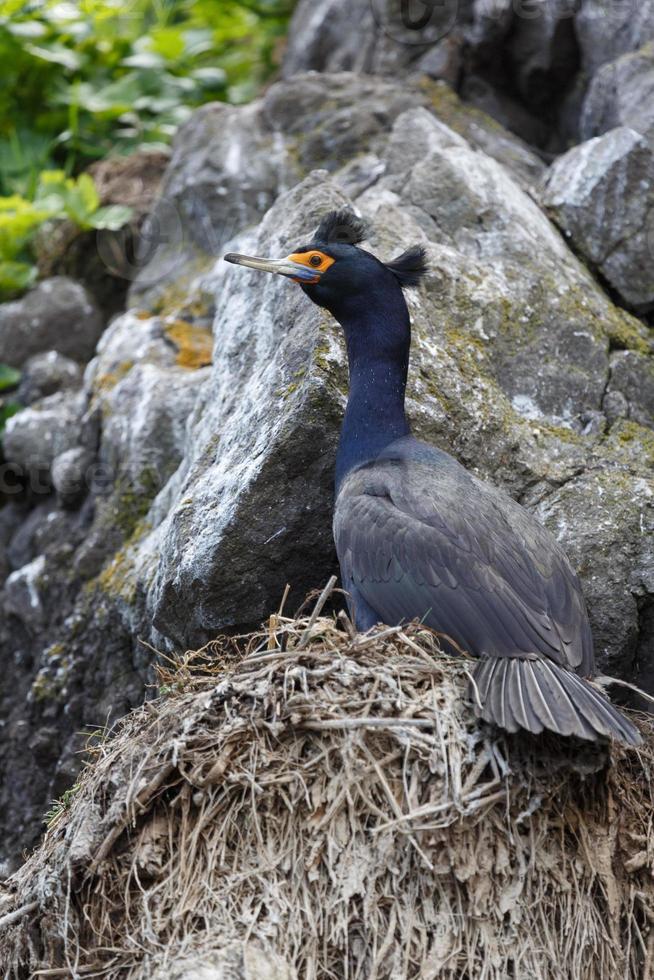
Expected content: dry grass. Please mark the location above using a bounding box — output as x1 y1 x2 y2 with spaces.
1 589 653 979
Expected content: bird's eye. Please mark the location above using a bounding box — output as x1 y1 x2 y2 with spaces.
309 254 322 268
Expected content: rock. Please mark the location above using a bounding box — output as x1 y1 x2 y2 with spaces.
542 127 654 312
130 74 423 309
99 361 208 494
145 173 346 644
603 388 630 426
418 80 546 187
128 100 286 309
51 447 95 509
4 554 47 630
2 391 84 480
281 0 454 78
129 72 545 314
535 470 654 679
283 0 377 76
281 0 654 151
17 351 82 405
5 502 57 571
605 350 654 428
417 35 463 87
575 0 654 76
88 149 169 214
0 544 8 586
0 278 103 369
581 42 654 141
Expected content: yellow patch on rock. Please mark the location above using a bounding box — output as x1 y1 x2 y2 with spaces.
164 319 213 370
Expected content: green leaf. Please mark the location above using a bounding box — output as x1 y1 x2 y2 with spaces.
147 26 187 61
76 74 144 115
0 401 21 434
121 51 166 69
0 0 295 236
6 21 47 39
191 66 227 90
24 41 82 71
33 170 101 228
0 364 20 391
88 204 132 230
74 172 100 213
0 260 36 299
0 197 54 260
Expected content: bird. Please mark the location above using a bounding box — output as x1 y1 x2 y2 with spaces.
225 209 641 746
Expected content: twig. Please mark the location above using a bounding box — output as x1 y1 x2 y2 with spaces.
33 968 105 977
296 576 338 650
0 901 38 930
298 717 435 731
277 583 291 617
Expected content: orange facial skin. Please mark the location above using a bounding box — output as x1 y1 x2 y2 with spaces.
288 250 335 284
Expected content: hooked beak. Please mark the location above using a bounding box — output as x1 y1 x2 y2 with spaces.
224 252 319 283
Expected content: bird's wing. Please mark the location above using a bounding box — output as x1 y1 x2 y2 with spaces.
334 451 593 675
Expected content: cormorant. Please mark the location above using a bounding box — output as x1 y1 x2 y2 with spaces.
225 210 641 746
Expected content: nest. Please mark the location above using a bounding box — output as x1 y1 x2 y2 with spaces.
1 588 654 979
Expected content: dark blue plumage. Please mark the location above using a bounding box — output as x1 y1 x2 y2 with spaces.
224 210 641 746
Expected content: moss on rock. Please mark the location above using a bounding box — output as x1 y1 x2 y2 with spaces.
164 319 213 370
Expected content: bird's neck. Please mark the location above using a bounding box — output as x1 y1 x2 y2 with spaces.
335 307 410 491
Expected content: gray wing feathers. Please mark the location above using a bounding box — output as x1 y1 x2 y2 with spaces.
334 458 593 671
472 657 641 745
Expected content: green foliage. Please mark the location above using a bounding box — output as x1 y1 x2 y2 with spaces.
0 0 294 195
44 780 81 827
0 364 20 390
0 402 20 430
0 362 20 436
0 170 132 299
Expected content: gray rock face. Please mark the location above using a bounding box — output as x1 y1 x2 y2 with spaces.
146 176 346 643
129 73 426 309
2 391 85 479
51 447 95 509
281 0 465 78
283 0 377 76
4 555 47 631
581 43 654 141
17 351 82 405
0 66 653 866
130 72 546 315
605 350 654 429
0 277 103 368
282 0 654 151
575 0 654 76
542 127 654 312
535 470 654 678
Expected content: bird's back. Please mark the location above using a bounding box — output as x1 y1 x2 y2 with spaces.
334 437 640 745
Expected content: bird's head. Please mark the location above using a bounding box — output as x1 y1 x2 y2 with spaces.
224 209 427 323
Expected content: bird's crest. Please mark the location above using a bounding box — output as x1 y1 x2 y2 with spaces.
385 245 429 287
313 209 428 288
314 209 368 246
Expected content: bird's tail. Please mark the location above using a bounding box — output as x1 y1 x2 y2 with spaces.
471 656 642 746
